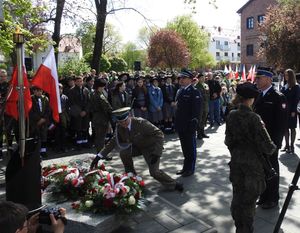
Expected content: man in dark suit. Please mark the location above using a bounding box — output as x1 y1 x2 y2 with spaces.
90 107 183 192
175 69 202 177
254 69 288 209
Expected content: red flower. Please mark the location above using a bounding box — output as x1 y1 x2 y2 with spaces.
98 178 105 185
103 198 114 208
100 164 106 170
114 176 121 183
139 180 145 187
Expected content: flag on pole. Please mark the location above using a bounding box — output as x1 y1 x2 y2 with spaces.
251 65 256 83
241 64 246 81
247 65 253 82
31 47 61 122
235 65 239 79
224 65 229 74
228 64 234 79
5 66 32 120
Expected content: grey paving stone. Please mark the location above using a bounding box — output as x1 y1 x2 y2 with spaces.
153 213 182 230
168 221 212 233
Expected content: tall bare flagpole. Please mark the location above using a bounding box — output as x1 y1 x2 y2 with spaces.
13 26 26 166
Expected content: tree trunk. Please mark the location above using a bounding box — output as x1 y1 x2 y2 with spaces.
91 0 107 75
52 0 66 64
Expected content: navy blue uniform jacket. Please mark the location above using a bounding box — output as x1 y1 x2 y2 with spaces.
175 85 202 132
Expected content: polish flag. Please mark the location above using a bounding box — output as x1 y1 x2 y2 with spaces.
251 65 256 83
235 65 239 79
5 66 32 119
241 65 246 81
31 47 61 122
247 65 253 82
224 65 229 74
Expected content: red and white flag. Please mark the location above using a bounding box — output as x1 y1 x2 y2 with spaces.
235 65 239 79
31 47 61 122
5 66 32 120
247 65 253 82
251 65 256 83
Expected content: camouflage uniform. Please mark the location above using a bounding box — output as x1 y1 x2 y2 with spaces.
195 81 209 137
225 104 276 233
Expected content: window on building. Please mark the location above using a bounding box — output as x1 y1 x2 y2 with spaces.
237 53 241 57
258 15 265 24
237 42 241 47
216 40 221 49
216 52 220 56
246 17 254 29
232 53 234 57
246 44 254 56
224 41 229 46
224 52 228 57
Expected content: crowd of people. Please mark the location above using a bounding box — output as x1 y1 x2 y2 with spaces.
1 66 300 233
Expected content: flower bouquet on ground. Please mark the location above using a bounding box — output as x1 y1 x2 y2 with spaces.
72 171 145 214
42 158 146 214
42 158 106 201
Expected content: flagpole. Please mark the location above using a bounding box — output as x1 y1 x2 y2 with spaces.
13 26 26 166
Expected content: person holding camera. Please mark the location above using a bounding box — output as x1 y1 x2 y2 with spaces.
225 82 276 233
0 201 66 233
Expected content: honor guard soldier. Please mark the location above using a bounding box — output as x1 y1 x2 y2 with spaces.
90 78 112 154
254 68 288 209
225 82 276 233
91 107 183 192
175 69 202 177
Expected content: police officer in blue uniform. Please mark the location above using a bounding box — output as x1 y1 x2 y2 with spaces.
254 69 288 209
175 69 202 177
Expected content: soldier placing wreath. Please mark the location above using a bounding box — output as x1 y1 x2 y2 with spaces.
90 107 184 192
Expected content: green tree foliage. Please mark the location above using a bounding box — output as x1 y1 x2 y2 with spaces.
0 0 49 60
148 29 190 70
137 26 159 49
109 57 127 72
58 58 90 77
258 0 300 71
167 15 215 69
76 22 95 56
121 42 147 71
83 52 111 72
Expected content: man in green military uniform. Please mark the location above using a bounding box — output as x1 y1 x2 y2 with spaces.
91 107 183 191
90 78 112 154
195 72 210 139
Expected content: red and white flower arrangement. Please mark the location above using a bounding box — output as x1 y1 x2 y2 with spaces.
42 159 145 214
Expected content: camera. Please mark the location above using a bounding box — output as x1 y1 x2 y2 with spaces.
39 207 61 225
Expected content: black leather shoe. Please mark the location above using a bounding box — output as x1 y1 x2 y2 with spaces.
202 134 209 138
261 202 278 209
176 170 185 175
181 170 194 177
174 182 184 192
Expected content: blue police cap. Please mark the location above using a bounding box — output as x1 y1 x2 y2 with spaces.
178 69 194 79
112 107 131 121
256 69 273 78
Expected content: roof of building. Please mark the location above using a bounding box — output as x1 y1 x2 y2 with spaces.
237 0 254 14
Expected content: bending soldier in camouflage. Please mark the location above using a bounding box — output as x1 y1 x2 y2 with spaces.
225 83 276 233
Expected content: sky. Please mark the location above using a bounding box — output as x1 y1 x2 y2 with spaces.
105 0 249 43
62 0 249 43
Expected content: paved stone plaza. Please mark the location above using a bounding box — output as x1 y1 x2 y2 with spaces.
1 124 300 232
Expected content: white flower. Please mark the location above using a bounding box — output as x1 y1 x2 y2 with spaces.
128 196 136 205
85 200 94 208
101 171 109 176
124 186 130 193
127 172 134 177
136 176 142 181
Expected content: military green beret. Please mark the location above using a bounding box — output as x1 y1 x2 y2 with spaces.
236 82 260 98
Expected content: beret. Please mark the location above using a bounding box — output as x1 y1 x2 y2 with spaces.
236 82 260 98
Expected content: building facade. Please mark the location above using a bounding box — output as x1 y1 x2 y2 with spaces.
237 0 277 69
205 26 241 68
